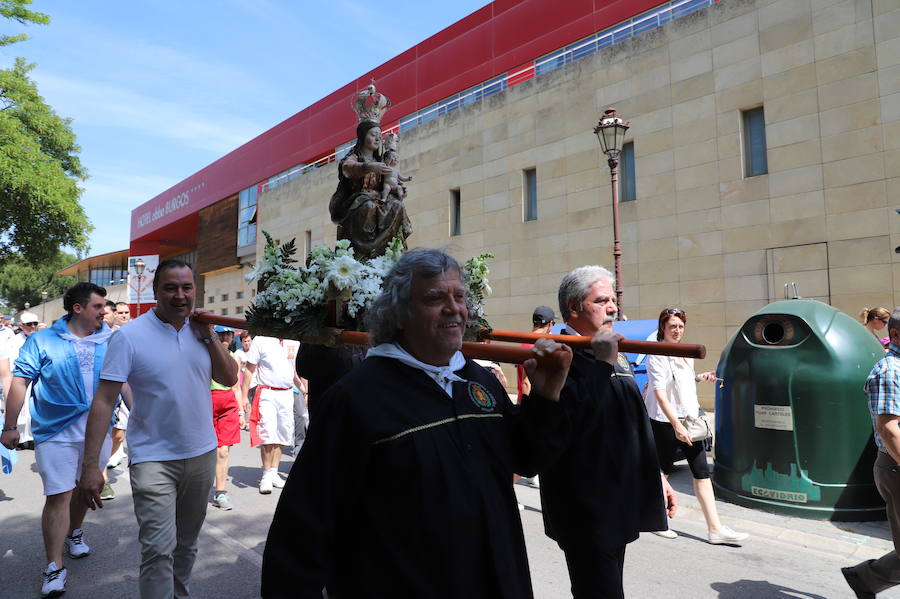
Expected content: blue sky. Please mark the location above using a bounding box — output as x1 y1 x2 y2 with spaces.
2 0 492 257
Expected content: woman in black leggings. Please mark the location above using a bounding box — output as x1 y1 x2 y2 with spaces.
644 307 749 545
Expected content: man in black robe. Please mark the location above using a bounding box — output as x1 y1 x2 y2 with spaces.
261 248 573 598
539 265 678 599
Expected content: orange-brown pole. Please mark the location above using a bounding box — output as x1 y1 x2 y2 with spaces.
484 330 706 359
194 313 706 362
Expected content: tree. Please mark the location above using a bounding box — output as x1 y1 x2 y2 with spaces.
0 0 49 47
0 1 91 264
0 250 75 310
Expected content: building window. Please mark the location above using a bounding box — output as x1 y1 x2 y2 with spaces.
238 185 258 247
620 142 636 202
208 296 215 304
236 291 243 299
89 265 128 287
742 106 768 177
236 306 244 314
221 293 229 302
524 168 537 221
221 308 229 316
450 189 461 236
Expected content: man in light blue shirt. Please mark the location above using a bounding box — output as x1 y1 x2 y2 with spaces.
78 259 238 599
0 282 114 598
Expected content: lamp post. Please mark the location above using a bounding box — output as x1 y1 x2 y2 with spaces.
594 107 630 320
41 290 48 322
134 258 146 316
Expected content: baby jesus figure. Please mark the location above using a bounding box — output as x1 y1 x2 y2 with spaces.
380 148 413 203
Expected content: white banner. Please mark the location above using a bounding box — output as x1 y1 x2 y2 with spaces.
128 255 158 305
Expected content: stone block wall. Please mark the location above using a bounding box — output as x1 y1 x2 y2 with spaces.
256 0 900 407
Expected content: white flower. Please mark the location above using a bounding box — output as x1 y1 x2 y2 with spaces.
325 255 362 290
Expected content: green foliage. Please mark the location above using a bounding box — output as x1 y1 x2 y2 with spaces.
0 250 76 309
0 0 49 47
0 57 91 263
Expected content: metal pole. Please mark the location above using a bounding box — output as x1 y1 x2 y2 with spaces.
608 157 623 319
136 275 142 316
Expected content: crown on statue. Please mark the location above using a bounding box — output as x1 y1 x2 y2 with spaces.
383 132 400 154
352 84 392 124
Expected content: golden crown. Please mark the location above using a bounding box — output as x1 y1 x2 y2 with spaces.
351 84 392 124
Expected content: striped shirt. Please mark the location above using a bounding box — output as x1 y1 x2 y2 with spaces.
866 344 900 452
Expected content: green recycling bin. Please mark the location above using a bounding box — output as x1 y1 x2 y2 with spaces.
713 299 886 521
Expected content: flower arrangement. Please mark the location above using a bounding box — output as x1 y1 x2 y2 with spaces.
243 232 493 343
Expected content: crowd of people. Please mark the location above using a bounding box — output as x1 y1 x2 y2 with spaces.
5 251 900 598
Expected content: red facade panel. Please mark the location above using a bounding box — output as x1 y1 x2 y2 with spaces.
131 0 673 243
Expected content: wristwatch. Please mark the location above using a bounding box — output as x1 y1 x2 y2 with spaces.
200 337 213 344
2 425 17 432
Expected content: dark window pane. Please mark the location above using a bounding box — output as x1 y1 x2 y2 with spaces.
524 169 538 221
743 107 768 177
621 142 636 202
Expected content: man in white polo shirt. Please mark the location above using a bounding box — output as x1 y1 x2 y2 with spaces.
78 259 238 599
242 336 301 494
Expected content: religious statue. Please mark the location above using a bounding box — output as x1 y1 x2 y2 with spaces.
328 85 412 260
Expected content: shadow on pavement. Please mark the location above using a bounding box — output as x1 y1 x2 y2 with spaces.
710 579 827 598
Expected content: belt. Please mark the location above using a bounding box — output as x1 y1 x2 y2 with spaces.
257 385 291 391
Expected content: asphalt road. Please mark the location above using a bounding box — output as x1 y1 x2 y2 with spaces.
2 432 899 598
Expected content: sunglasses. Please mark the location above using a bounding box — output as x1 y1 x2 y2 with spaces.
22 322 38 326
664 308 685 316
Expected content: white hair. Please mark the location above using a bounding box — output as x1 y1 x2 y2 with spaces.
557 265 615 323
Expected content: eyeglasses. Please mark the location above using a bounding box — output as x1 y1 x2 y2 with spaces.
22 322 38 326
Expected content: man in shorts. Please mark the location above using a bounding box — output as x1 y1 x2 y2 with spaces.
210 325 245 510
241 335 301 494
0 283 114 597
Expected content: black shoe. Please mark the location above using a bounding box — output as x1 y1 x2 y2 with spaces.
841 566 875 599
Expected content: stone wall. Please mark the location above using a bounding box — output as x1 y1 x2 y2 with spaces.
255 0 900 407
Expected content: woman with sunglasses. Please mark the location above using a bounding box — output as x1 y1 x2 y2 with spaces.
643 308 749 545
860 307 890 348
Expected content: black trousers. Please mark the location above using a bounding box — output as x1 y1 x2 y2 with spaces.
561 541 627 599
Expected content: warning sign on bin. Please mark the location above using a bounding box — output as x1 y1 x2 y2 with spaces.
754 405 794 431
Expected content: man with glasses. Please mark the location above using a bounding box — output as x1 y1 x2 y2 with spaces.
0 311 40 449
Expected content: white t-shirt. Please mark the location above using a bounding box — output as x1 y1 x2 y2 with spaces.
48 335 98 444
244 336 298 389
100 310 216 464
643 354 700 422
234 348 259 387
0 326 17 360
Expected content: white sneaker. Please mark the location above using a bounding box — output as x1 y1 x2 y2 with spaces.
708 525 749 545
270 472 285 488
41 562 67 597
652 529 678 539
65 528 90 558
106 449 125 469
259 474 273 495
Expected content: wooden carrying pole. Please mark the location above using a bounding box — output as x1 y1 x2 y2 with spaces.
195 313 706 363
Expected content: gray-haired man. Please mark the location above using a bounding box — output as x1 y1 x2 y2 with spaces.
262 248 574 598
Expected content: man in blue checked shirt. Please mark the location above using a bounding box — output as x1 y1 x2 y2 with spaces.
843 307 900 599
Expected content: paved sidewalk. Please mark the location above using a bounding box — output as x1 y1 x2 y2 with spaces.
2 430 899 597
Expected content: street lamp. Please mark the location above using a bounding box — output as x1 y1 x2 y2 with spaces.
41 290 48 322
134 258 146 316
594 107 630 320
